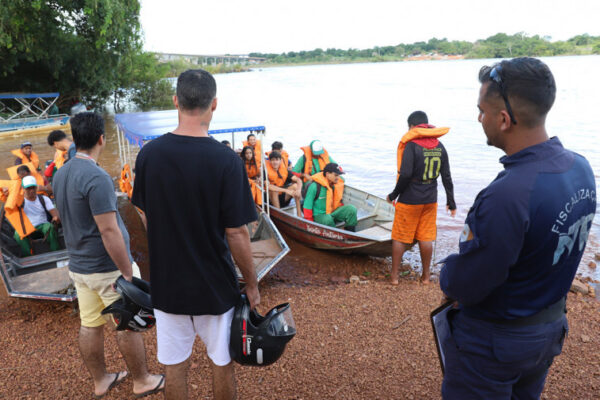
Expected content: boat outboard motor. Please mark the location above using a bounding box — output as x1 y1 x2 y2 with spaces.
101 276 155 332
229 294 296 366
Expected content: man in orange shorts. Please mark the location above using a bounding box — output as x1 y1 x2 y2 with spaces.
387 111 457 284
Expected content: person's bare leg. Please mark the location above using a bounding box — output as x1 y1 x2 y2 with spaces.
116 330 164 395
418 240 434 284
391 240 409 285
211 360 236 400
165 358 190 400
79 325 128 397
293 182 303 216
269 190 281 208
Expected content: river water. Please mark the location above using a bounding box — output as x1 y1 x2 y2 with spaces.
1 55 599 280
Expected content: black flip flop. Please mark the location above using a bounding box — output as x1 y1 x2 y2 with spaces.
93 371 128 399
134 374 165 398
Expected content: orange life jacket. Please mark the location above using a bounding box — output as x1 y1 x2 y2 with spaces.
300 146 331 182
7 163 44 185
54 149 68 169
245 161 259 179
6 163 47 195
119 164 134 199
1 180 36 239
11 149 40 170
397 126 449 179
311 172 344 214
248 179 263 206
243 140 262 168
265 150 290 167
265 160 289 187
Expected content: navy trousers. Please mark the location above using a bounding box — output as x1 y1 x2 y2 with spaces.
441 310 568 400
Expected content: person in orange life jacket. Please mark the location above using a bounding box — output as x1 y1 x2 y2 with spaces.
303 163 358 231
266 141 291 168
12 175 61 256
1 165 52 202
243 133 262 167
241 146 260 180
12 141 40 170
46 129 77 176
292 140 337 186
386 111 456 285
266 151 303 216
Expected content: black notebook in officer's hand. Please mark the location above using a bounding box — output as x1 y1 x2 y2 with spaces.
430 300 455 375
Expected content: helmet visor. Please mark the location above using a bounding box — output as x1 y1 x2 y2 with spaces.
266 304 296 336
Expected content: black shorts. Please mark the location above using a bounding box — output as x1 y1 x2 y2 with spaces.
278 192 292 207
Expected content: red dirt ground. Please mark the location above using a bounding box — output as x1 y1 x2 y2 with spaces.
1 240 599 399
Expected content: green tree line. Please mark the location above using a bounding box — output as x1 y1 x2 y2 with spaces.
250 33 600 65
0 0 176 112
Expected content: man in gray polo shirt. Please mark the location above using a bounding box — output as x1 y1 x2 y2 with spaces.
53 112 164 399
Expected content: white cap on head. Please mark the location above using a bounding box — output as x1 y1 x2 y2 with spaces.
310 140 324 155
22 175 37 188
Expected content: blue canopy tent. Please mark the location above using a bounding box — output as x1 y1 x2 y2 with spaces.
114 110 265 148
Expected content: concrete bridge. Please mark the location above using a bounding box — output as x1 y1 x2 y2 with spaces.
155 53 266 66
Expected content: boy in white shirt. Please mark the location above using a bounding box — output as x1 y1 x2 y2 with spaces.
13 175 60 256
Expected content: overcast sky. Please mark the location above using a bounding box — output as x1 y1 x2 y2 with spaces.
140 0 600 55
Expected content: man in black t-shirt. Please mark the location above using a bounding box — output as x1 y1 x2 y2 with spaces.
387 111 457 285
132 69 259 399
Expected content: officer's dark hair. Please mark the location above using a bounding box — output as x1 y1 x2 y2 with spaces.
16 165 30 175
221 140 230 146
247 133 256 141
176 69 216 111
407 111 428 127
268 151 282 160
271 141 283 151
47 130 67 146
71 112 105 151
479 57 556 128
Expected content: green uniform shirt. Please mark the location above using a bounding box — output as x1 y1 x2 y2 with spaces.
302 176 345 216
303 181 328 215
292 154 337 176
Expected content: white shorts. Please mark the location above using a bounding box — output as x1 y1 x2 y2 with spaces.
155 307 234 366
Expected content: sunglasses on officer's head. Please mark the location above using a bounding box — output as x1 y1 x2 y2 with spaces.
489 65 517 125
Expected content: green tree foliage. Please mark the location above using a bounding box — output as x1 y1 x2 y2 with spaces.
250 33 597 66
0 0 171 111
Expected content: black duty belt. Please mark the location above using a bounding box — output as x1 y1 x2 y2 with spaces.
472 297 567 327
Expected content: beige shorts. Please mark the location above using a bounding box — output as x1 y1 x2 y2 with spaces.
69 262 141 328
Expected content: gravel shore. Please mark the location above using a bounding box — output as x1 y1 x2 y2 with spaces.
1 245 598 399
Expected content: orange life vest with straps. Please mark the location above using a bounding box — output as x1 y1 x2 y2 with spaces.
310 172 344 214
11 149 40 170
54 149 68 169
265 160 289 187
300 146 331 181
265 150 290 167
1 180 36 239
119 164 134 199
245 161 259 179
397 125 449 179
243 140 262 168
248 179 263 206
6 163 45 187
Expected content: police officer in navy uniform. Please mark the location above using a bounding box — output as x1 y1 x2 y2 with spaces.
439 57 596 399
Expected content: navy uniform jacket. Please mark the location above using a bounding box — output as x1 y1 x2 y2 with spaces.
440 137 596 320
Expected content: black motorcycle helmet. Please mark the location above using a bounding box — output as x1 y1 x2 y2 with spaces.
101 276 155 332
230 294 296 366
